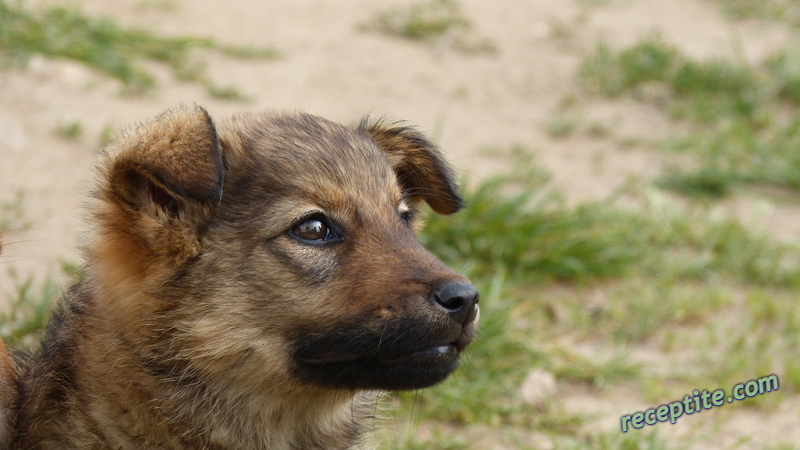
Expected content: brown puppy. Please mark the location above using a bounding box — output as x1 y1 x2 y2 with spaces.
6 106 478 449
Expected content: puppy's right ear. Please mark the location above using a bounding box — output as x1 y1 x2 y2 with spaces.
98 105 223 265
106 105 224 217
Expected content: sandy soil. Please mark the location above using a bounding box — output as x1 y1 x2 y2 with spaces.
1 0 798 447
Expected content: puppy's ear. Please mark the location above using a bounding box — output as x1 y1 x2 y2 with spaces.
108 105 223 216
98 105 223 265
359 119 465 215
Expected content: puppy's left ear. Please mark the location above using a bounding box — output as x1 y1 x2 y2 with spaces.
359 119 465 215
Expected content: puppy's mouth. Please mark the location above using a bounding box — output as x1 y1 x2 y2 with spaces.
383 343 458 365
293 331 470 391
301 343 458 366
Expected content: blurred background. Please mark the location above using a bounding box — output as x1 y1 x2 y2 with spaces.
2 0 800 448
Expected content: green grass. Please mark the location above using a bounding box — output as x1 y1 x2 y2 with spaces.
0 1 276 95
579 38 760 123
205 83 251 101
1 259 79 348
1 190 31 231
554 429 671 450
654 167 738 200
1 269 59 348
715 0 800 25
426 151 800 288
766 444 800 450
56 120 84 140
690 289 800 397
377 426 470 450
638 195 800 286
99 124 118 147
370 0 470 41
767 47 800 103
407 146 800 444
215 43 279 60
550 350 642 389
600 281 731 344
580 36 800 198
0 1 208 92
421 150 646 283
367 0 496 55
135 0 180 13
574 0 614 7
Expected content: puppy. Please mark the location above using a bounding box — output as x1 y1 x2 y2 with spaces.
6 106 479 449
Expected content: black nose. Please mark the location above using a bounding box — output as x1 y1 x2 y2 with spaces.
430 282 480 326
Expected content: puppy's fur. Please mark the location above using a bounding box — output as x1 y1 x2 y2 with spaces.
4 106 479 449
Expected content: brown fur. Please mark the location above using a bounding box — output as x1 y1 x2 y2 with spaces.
0 337 16 447
0 237 19 448
5 106 479 449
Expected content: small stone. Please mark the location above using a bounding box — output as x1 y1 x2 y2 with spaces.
520 369 557 407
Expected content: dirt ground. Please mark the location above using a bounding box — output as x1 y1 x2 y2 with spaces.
1 0 798 448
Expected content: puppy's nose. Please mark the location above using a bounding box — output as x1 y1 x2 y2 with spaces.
430 282 480 326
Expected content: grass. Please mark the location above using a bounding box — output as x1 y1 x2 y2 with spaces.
714 0 800 25
688 288 800 397
383 147 800 446
532 26 800 446
579 38 759 123
599 281 731 344
370 0 470 42
554 429 670 450
367 0 495 55
0 1 276 95
426 152 800 289
550 350 642 389
1 269 59 348
136 0 180 13
205 82 250 101
378 426 470 450
57 120 84 140
638 194 800 286
580 36 800 198
654 167 738 200
1 190 31 231
99 124 118 147
1 259 78 349
420 150 646 283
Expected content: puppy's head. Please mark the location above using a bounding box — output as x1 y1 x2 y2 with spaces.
92 105 478 393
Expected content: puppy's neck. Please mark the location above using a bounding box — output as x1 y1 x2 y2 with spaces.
176 384 375 448
75 282 375 448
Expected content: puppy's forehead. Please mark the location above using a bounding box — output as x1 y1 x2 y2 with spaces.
221 112 403 209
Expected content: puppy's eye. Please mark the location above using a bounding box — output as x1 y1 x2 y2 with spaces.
400 209 415 224
291 216 337 243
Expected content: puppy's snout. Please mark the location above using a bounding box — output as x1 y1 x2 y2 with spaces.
430 282 479 326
